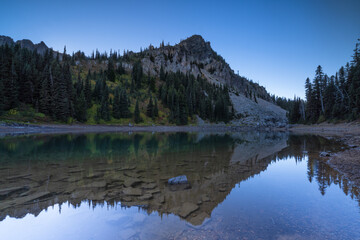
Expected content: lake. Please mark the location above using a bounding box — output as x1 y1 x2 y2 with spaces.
0 132 359 240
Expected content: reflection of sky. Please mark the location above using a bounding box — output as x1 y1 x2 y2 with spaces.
1 157 359 239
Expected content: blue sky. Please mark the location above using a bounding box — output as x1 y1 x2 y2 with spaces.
1 0 360 98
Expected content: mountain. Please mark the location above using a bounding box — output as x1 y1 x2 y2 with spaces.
124 35 287 126
0 34 287 127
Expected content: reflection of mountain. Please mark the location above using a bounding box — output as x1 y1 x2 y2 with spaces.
0 132 357 225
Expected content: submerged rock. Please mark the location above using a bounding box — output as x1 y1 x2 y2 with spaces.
0 186 30 198
138 194 153 200
124 178 142 187
178 202 199 218
201 195 210 202
123 188 142 196
81 180 107 189
188 212 211 226
142 183 157 189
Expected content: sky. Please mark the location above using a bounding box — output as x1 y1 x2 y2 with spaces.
1 0 360 99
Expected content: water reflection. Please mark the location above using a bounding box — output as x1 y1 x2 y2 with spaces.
0 132 358 229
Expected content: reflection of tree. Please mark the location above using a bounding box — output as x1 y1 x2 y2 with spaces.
279 135 360 206
0 132 359 223
146 135 159 159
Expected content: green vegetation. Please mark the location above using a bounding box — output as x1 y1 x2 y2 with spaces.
0 43 233 125
274 39 360 124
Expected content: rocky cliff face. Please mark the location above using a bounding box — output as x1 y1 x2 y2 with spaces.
132 35 287 127
0 35 49 55
135 35 270 99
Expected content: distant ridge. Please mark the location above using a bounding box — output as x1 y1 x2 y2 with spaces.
0 35 49 55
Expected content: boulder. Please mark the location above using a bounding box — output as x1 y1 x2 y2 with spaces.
168 175 188 185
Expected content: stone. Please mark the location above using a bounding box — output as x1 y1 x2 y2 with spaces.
146 189 160 194
120 166 136 171
142 183 157 189
138 194 153 200
121 196 132 202
123 188 142 196
85 173 104 179
124 178 142 187
141 178 155 183
168 175 188 185
81 180 107 188
87 192 107 201
188 212 211 226
178 202 199 218
124 172 140 178
5 173 32 180
67 175 83 183
0 186 30 197
13 191 52 205
201 195 210 202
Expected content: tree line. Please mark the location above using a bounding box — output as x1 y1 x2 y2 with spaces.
0 43 233 125
275 39 360 124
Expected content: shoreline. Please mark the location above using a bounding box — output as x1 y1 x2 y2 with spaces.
290 122 360 188
0 123 267 136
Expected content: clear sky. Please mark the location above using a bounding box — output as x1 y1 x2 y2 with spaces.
1 0 360 98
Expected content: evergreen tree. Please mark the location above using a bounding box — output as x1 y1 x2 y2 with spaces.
116 62 125 75
146 95 154 118
99 85 110 121
149 75 156 93
74 90 87 122
119 89 131 118
107 59 115 82
160 65 165 81
39 65 52 115
8 62 19 109
53 63 70 122
84 70 92 108
177 86 188 125
0 79 5 115
132 61 143 90
113 88 121 119
153 97 159 118
134 99 142 123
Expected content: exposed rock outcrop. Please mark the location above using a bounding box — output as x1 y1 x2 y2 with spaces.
0 35 49 55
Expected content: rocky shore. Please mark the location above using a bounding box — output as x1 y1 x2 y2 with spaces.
290 122 360 189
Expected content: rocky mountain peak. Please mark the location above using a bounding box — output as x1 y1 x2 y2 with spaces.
0 35 14 46
35 41 48 55
16 39 35 50
177 34 213 59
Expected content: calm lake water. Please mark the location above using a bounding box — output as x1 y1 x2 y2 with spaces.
0 132 359 240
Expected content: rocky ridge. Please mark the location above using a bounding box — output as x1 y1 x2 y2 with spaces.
0 35 49 55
